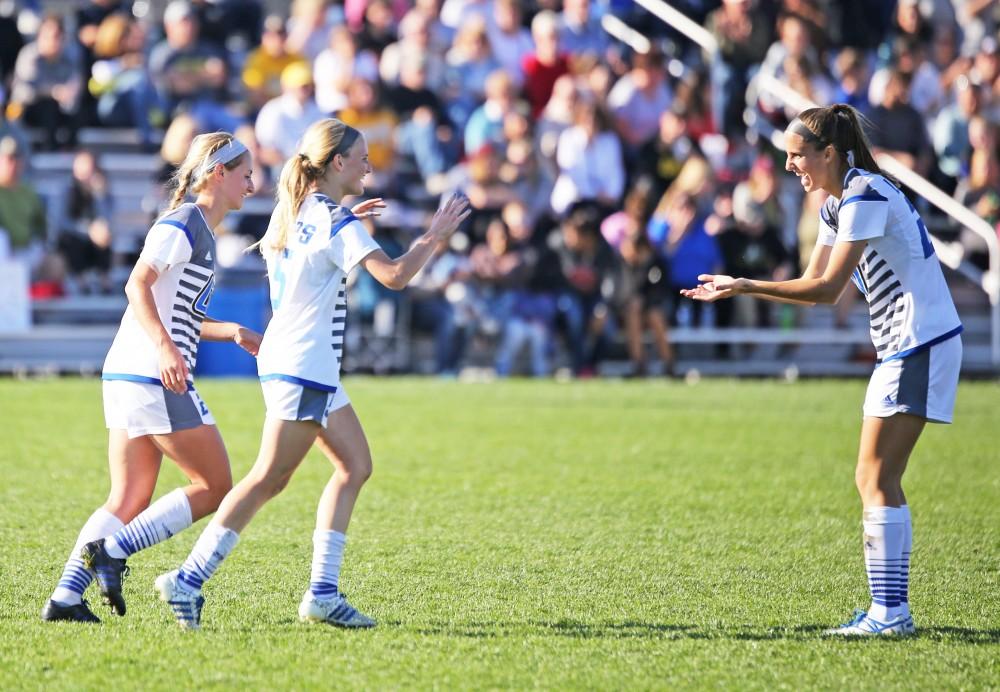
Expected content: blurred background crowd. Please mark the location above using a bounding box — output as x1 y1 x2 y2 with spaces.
0 0 997 377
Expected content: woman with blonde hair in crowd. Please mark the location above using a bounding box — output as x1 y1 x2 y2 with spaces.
42 132 261 623
156 118 469 629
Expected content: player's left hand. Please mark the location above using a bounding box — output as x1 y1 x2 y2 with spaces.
234 326 263 356
680 274 747 302
351 198 386 219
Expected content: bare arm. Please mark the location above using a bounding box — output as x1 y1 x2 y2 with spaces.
743 241 834 306
124 261 189 393
360 194 470 290
682 240 866 305
201 317 262 355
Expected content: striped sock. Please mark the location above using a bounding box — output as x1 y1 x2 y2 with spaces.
176 523 239 592
309 530 347 600
863 506 906 622
900 504 912 618
105 489 193 559
50 508 124 606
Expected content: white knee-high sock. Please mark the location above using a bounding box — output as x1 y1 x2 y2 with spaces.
176 523 239 592
104 488 193 559
900 504 912 618
50 509 125 605
863 506 906 622
309 530 347 599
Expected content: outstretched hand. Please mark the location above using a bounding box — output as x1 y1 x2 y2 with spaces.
429 192 472 240
680 274 746 302
234 326 262 356
351 198 386 219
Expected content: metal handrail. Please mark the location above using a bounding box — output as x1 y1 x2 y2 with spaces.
631 0 1000 368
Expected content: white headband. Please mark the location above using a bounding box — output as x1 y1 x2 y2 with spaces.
198 139 248 179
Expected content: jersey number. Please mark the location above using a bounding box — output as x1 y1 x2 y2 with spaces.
270 249 289 310
192 276 215 317
297 222 317 244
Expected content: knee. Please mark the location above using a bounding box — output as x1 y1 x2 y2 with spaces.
339 459 373 490
247 469 294 499
205 475 233 509
103 494 151 522
855 455 896 495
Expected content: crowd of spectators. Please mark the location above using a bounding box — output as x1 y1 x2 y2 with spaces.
0 0 997 376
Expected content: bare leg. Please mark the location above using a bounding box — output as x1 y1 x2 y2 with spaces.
151 425 233 521
855 413 925 508
313 404 373 533
103 429 163 523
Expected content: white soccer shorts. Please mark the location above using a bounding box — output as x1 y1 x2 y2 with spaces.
103 379 215 438
260 378 350 428
863 335 962 424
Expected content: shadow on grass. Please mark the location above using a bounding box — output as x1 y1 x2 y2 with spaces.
400 620 1000 643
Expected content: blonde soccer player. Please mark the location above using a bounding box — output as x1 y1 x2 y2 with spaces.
155 118 470 629
682 104 962 637
42 133 262 623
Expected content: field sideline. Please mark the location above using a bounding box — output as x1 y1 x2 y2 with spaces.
1 377 997 690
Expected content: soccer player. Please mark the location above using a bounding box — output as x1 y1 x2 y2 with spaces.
682 104 962 637
155 118 470 630
41 133 262 623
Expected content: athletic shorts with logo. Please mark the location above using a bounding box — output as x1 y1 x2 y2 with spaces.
103 379 214 438
261 378 351 428
863 335 962 424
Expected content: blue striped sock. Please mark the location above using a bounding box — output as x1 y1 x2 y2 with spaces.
309 530 346 599
51 509 124 605
177 523 239 592
863 506 906 622
900 505 912 616
106 489 192 559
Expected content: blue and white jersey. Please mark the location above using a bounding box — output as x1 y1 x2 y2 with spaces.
256 193 381 392
818 168 962 362
103 203 216 383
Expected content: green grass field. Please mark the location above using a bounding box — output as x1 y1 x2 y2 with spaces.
1 377 998 690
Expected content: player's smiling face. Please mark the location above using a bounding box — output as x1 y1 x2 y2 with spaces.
784 132 831 194
222 156 255 210
340 136 371 196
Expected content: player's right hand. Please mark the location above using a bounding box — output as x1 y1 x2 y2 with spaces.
428 192 471 240
159 342 189 394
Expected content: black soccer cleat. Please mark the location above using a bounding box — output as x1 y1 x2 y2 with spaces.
41 598 101 623
80 538 129 616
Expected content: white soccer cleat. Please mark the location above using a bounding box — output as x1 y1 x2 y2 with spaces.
823 609 915 637
299 592 376 628
155 570 204 631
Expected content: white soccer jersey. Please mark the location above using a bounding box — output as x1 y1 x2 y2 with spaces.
103 203 216 384
256 193 381 392
818 168 963 363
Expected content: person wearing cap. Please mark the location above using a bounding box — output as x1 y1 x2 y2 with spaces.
148 0 241 133
242 15 305 113
254 61 326 170
41 132 262 624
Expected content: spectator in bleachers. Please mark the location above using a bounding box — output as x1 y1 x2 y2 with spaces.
608 221 674 377
781 54 835 117
831 47 871 113
672 69 716 141
553 203 617 375
757 13 827 123
408 235 474 375
9 13 81 149
887 0 934 45
558 0 610 61
337 77 397 194
146 112 200 215
501 112 554 220
522 10 571 119
242 15 306 114
550 97 625 216
56 150 113 294
933 76 981 185
254 62 325 171
535 74 578 179
955 132 1000 268
868 69 933 178
0 3 25 87
379 9 446 90
357 0 400 56
607 48 673 153
648 191 721 327
148 1 241 133
464 69 517 156
89 13 160 146
707 0 772 140
314 26 379 115
485 0 533 87
868 36 943 120
413 0 453 54
636 106 703 207
442 16 500 130
285 0 342 62
0 135 52 282
188 0 263 52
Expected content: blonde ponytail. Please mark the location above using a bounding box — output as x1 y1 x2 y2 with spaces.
254 118 358 256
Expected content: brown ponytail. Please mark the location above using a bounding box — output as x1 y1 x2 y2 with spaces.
795 104 883 176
